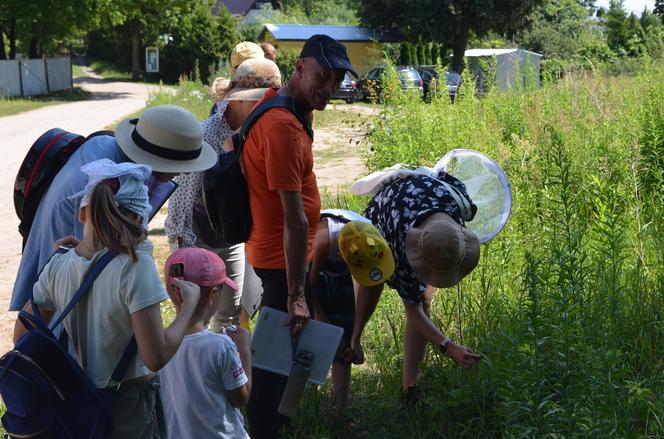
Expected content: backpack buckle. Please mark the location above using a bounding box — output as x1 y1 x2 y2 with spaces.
105 379 122 391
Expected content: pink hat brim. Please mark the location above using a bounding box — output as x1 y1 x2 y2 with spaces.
224 277 239 291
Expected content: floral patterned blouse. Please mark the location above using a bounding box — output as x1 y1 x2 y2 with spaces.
164 101 231 246
364 171 476 304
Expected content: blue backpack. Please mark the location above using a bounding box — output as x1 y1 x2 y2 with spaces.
0 250 137 438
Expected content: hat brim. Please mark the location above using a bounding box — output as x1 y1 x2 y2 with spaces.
405 213 480 288
115 118 218 173
223 277 239 291
312 54 358 78
224 87 269 101
348 246 395 287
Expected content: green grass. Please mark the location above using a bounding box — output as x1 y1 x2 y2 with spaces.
71 63 89 78
288 60 664 438
88 60 133 81
0 88 90 117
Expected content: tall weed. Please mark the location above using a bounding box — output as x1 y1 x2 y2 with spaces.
293 61 664 437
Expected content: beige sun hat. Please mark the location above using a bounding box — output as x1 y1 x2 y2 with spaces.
405 212 480 288
230 41 265 69
223 58 282 101
115 105 217 173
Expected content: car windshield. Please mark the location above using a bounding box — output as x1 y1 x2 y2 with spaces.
398 69 420 81
445 71 461 86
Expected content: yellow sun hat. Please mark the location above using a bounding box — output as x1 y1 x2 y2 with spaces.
338 221 395 286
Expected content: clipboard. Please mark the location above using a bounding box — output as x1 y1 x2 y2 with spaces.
251 307 343 385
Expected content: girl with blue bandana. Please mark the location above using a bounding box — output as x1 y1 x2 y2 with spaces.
13 159 201 438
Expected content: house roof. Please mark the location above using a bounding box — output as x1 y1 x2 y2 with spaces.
465 48 542 57
213 0 256 16
259 24 398 42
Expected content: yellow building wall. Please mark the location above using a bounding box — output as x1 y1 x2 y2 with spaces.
261 34 383 75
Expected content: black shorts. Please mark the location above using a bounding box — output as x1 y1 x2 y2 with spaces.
316 261 355 346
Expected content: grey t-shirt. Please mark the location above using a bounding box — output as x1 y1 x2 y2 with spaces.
160 330 249 439
33 239 168 387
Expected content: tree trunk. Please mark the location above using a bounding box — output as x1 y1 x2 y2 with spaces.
129 18 141 80
29 22 43 58
0 26 6 60
271 0 283 10
8 18 17 59
450 25 469 73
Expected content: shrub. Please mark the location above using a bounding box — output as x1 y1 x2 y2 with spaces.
399 42 411 65
275 48 300 83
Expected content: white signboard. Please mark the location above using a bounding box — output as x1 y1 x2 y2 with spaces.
145 46 159 73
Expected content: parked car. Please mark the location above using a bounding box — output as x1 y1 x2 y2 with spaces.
416 66 462 102
357 66 423 102
332 73 362 103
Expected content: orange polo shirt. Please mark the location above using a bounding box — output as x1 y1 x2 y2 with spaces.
243 88 321 269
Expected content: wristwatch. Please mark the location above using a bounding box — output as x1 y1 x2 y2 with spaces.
439 338 452 354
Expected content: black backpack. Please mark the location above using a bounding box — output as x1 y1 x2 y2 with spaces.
14 129 113 249
202 96 313 245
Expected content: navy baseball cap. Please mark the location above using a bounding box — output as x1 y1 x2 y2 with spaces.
300 34 358 78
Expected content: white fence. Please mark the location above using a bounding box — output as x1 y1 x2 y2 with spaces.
0 57 72 97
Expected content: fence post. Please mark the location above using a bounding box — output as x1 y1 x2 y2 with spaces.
18 60 24 97
44 58 50 94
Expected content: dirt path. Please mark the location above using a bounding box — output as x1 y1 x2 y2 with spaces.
313 125 367 187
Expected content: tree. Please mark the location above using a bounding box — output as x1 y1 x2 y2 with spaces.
399 43 411 65
431 43 440 64
655 0 664 20
577 0 596 9
424 42 432 65
161 1 238 82
516 0 603 59
604 0 628 52
94 0 186 80
274 0 360 25
0 0 93 58
360 0 543 73
409 43 419 65
416 42 426 66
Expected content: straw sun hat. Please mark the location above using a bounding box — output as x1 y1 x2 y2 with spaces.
405 212 480 288
115 105 216 173
218 57 282 102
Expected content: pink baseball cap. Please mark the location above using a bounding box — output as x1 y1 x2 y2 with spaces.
164 247 238 291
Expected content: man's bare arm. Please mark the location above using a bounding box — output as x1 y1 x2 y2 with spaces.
279 190 310 334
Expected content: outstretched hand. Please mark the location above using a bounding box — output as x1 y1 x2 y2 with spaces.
446 342 482 369
349 339 365 365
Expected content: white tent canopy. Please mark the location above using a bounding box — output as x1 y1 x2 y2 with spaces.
464 48 542 92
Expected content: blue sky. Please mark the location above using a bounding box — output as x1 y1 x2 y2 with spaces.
596 0 655 13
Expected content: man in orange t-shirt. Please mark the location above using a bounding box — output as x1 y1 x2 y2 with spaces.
242 35 357 438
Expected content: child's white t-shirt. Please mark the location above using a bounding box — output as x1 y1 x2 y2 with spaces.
32 239 168 387
160 330 249 438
